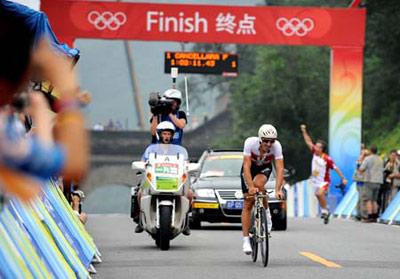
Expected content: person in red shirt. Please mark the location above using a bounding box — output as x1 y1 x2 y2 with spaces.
300 124 348 224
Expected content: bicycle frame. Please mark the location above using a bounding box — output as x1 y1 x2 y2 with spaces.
252 193 268 242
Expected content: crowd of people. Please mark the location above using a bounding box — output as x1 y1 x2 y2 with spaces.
93 119 126 131
0 1 89 222
353 145 400 222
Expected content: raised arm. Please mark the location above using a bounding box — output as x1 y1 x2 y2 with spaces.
300 124 314 152
150 115 158 136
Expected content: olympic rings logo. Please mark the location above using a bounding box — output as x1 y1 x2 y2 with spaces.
275 17 314 37
88 11 127 31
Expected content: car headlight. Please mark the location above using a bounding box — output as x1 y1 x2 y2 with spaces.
267 189 276 200
195 189 215 198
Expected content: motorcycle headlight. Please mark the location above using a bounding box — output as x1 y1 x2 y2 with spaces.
196 189 215 198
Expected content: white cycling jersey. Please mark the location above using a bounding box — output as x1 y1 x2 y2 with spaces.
310 145 336 184
243 137 283 167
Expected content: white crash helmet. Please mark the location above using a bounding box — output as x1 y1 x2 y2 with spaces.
258 124 278 140
156 121 175 139
163 88 182 103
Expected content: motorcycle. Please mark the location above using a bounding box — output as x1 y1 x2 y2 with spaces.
131 144 193 250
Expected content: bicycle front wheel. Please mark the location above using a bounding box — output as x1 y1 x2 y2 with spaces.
260 208 269 267
250 218 258 262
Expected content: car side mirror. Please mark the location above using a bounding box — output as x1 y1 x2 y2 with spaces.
190 176 197 184
132 161 145 172
188 163 200 173
284 167 296 179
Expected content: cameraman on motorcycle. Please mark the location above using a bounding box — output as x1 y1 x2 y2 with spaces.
150 89 187 145
134 121 192 235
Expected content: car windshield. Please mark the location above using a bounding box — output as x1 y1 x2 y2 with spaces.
143 144 188 161
200 155 243 177
200 153 277 180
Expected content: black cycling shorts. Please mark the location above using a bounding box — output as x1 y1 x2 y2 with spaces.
240 163 271 194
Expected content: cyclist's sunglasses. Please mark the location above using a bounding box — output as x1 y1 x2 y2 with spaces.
261 138 275 144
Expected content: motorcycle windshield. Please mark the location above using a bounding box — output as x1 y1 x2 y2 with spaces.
143 144 189 161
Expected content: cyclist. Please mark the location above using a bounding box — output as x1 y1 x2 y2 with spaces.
241 124 285 255
300 124 348 224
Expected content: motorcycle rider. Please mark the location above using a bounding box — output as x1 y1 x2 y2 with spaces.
134 121 192 235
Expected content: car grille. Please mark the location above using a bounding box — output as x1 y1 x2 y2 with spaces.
215 189 242 218
216 190 238 200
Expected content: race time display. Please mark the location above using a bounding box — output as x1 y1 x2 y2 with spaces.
164 52 238 75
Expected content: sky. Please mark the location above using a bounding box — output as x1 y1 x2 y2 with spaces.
11 0 263 130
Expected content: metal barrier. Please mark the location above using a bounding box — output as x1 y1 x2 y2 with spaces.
0 180 101 278
380 191 400 225
334 183 400 225
333 183 358 218
287 180 320 217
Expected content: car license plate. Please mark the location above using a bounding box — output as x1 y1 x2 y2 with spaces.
226 200 243 210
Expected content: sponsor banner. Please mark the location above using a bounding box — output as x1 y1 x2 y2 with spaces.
329 47 363 203
44 183 96 267
8 199 76 278
32 198 88 277
0 207 52 278
0 182 100 277
41 0 365 46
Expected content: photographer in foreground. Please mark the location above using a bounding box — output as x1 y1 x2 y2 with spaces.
150 89 187 145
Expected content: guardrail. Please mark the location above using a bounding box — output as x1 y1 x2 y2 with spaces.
334 182 400 225
379 191 400 225
289 180 400 225
0 180 101 278
287 180 320 218
333 183 358 218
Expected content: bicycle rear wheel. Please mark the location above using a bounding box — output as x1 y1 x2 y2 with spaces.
260 208 269 267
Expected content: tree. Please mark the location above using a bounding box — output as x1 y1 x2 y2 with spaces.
226 46 330 179
188 0 400 177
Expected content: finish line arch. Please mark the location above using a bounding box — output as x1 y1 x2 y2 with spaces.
41 0 366 204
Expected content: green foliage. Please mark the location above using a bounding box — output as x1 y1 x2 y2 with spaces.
372 124 400 157
363 0 400 143
188 0 400 179
227 45 330 179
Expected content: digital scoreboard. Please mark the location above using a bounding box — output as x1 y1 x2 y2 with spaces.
164 52 238 76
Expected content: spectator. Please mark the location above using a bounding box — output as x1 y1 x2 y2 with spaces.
0 8 88 201
71 190 87 224
358 144 383 222
385 150 400 204
352 144 369 221
115 120 123 131
105 119 115 131
93 123 104 131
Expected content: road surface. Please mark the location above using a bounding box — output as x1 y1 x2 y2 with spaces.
87 215 400 279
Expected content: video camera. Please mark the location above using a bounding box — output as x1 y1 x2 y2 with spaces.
148 92 174 115
335 183 346 195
